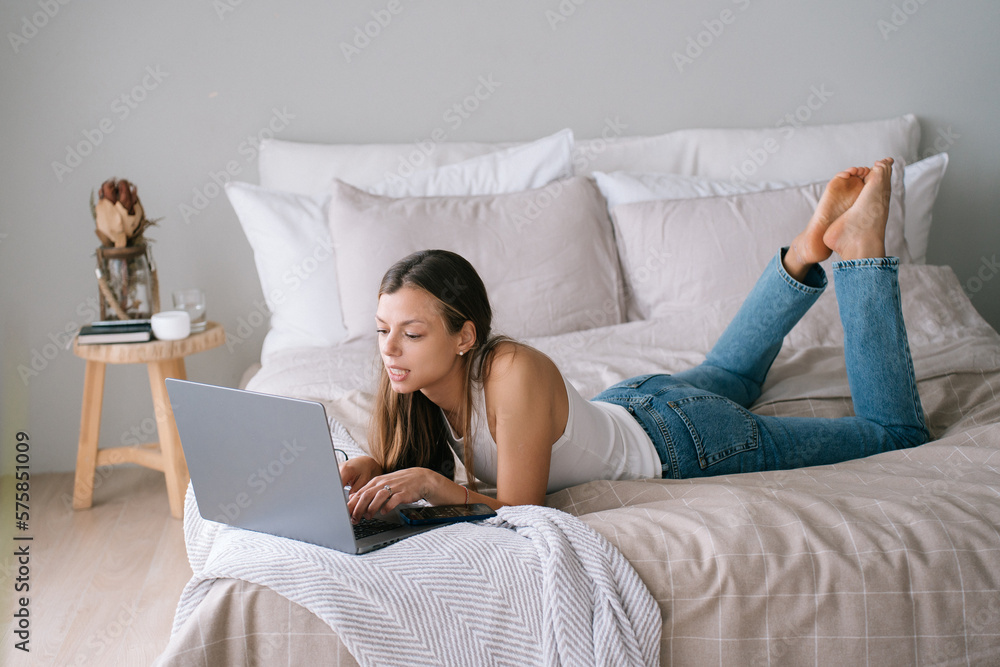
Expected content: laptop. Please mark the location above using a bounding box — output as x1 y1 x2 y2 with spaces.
165 378 437 554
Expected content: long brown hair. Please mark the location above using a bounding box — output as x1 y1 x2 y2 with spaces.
368 249 509 486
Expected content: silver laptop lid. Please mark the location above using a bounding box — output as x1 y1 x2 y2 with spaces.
166 379 370 552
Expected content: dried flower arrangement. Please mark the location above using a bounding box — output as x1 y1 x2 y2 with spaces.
90 178 159 248
90 178 162 320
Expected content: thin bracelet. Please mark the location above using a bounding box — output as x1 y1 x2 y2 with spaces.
463 486 470 505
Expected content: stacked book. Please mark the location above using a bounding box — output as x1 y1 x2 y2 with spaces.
77 320 153 345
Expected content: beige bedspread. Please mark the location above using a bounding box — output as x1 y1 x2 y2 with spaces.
158 265 1000 666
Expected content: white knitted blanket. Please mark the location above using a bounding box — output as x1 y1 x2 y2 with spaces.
170 484 660 666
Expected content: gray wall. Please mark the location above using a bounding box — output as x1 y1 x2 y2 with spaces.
3 0 999 474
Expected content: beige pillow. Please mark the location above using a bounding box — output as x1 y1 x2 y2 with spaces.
327 176 623 341
612 176 907 320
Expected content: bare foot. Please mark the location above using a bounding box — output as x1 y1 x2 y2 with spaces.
822 158 893 261
784 167 868 280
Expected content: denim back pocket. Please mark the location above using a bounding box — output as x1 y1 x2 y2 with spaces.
667 395 759 472
617 374 660 390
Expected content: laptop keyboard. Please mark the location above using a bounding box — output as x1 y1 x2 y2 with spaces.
353 517 397 539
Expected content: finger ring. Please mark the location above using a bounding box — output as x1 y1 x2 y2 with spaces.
383 484 392 494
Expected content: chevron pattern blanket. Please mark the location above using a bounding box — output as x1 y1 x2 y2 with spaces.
171 482 660 666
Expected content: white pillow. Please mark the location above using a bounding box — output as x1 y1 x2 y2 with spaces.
225 183 343 359
366 129 573 197
327 176 623 342
262 115 919 194
901 152 949 264
593 171 796 213
260 137 522 194
593 166 909 264
574 114 921 182
229 132 577 358
610 182 903 321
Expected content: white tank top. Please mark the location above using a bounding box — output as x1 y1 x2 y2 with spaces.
442 376 661 494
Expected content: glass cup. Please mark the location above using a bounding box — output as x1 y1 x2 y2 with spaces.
172 288 207 333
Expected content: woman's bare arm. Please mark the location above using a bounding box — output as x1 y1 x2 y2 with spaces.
486 344 569 507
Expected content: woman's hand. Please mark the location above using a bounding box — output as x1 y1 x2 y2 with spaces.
338 455 383 492
348 467 450 523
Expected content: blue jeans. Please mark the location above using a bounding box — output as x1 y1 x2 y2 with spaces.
592 249 928 479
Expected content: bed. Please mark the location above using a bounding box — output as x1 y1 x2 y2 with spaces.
155 116 1000 665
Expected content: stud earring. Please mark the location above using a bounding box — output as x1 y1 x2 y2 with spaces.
458 350 465 356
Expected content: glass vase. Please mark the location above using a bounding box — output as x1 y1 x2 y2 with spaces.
96 244 160 321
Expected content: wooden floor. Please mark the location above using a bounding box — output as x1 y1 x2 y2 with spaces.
1 467 190 666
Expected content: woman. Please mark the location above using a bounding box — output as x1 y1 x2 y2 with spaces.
343 158 928 522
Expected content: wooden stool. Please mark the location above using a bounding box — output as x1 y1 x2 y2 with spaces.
72 322 226 518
